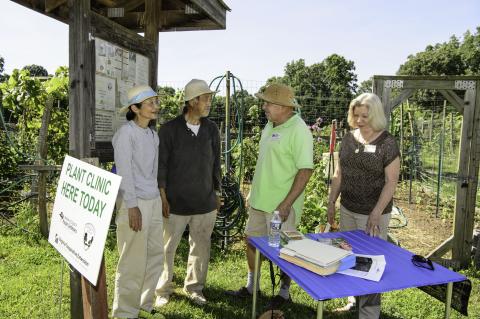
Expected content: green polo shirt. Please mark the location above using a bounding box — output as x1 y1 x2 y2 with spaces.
249 113 313 224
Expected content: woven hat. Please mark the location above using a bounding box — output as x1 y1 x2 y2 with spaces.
255 83 300 108
184 79 219 102
119 85 159 113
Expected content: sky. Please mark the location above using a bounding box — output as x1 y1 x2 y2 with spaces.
1 0 479 91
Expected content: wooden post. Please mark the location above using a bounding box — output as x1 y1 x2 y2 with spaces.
36 98 53 238
80 156 108 319
460 83 480 266
145 0 161 90
450 112 455 153
399 102 404 178
429 110 434 142
452 88 476 267
82 258 108 319
68 0 95 317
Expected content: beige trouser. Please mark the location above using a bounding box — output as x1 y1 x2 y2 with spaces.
112 197 165 318
340 205 391 319
244 206 297 237
155 210 217 296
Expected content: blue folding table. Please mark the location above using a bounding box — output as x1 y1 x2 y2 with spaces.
249 230 466 319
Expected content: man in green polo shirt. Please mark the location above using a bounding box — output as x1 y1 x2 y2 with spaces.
226 83 313 307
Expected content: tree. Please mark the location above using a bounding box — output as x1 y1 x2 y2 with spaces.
397 27 480 108
268 55 357 125
358 78 373 94
398 36 466 76
22 64 49 77
459 27 480 75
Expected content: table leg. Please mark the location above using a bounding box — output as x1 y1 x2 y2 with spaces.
317 300 324 319
251 248 260 319
444 282 453 319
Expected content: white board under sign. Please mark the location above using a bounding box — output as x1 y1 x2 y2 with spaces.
49 155 121 285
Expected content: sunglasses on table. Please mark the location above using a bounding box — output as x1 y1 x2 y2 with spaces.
411 254 435 271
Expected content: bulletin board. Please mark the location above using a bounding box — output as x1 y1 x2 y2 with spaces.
94 37 150 143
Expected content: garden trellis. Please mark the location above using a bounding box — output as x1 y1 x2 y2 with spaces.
6 1 230 318
373 75 480 268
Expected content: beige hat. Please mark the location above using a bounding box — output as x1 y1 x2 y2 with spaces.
184 79 219 102
255 83 300 108
119 85 159 113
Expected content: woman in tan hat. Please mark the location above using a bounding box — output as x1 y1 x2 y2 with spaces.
112 85 165 319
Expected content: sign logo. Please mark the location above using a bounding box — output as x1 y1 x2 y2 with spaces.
83 223 95 250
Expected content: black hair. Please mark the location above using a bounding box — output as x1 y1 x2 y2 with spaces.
125 103 142 121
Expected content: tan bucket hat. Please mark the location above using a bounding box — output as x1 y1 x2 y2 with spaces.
255 83 300 108
184 79 219 102
119 85 159 113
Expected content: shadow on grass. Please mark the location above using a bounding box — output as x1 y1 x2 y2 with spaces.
162 234 407 319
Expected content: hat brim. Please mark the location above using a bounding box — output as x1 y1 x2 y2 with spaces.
255 92 300 108
118 92 161 114
184 89 219 102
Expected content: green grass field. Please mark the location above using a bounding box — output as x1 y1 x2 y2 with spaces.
1 226 479 319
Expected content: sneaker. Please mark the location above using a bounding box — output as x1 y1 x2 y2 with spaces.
153 295 170 308
183 288 207 305
138 309 166 319
333 301 357 312
225 287 254 298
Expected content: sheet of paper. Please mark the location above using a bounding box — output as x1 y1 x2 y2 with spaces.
337 254 386 282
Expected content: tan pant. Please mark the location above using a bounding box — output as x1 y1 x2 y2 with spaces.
244 207 297 237
112 197 164 318
340 205 391 319
156 210 217 296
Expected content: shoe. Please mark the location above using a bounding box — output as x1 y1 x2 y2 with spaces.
138 309 166 319
183 288 207 305
225 287 254 298
153 295 170 308
333 301 357 312
265 294 291 310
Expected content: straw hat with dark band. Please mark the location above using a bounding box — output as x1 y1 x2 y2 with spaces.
255 83 300 108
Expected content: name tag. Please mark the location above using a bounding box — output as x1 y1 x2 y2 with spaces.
271 133 281 141
364 144 376 153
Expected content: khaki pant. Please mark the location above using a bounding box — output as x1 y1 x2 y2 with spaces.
156 210 217 296
112 197 164 318
340 205 391 319
244 206 297 237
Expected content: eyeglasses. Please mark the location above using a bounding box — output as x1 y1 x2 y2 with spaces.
411 254 435 271
141 98 160 107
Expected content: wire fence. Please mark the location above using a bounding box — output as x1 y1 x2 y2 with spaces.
1 78 479 250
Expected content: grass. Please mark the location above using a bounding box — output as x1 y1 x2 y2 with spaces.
1 223 479 319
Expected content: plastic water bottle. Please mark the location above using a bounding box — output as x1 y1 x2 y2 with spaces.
268 210 282 247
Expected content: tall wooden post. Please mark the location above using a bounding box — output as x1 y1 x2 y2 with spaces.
68 0 97 317
145 0 161 90
452 88 476 267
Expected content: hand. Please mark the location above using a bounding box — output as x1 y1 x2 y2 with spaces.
366 212 381 237
162 198 170 218
128 207 142 231
327 202 336 225
276 201 291 222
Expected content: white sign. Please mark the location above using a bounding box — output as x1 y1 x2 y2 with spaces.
49 155 121 285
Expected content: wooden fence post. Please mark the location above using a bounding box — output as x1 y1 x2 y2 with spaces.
36 98 53 238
